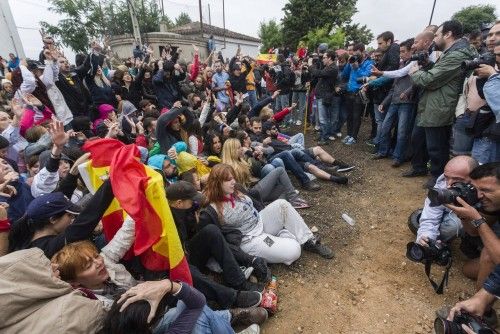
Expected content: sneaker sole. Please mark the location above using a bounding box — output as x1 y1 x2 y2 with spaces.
336 166 355 172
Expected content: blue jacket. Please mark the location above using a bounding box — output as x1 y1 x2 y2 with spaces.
342 57 374 93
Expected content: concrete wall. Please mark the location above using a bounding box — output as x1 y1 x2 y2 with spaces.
204 33 260 60
0 1 25 58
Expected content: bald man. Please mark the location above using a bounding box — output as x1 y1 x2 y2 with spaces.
416 155 479 247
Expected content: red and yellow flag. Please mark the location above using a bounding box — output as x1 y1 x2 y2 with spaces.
256 53 277 65
80 139 192 284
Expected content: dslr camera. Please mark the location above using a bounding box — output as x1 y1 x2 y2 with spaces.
427 182 479 207
406 239 451 267
348 55 361 64
410 51 429 64
356 76 370 84
434 311 495 334
461 53 496 71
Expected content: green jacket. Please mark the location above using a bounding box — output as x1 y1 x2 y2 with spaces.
411 39 477 127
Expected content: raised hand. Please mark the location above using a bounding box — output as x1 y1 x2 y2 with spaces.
49 119 69 149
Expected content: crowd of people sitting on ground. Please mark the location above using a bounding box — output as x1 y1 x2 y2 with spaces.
0 16 499 333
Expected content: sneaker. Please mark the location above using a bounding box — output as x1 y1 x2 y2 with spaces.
239 280 266 293
330 173 348 185
365 139 375 147
391 160 402 168
290 197 311 209
336 132 342 138
251 257 272 283
295 120 302 126
345 137 357 145
314 125 321 131
302 181 321 191
371 153 387 160
328 136 336 141
234 291 262 308
303 238 335 259
230 307 268 327
332 160 354 172
319 163 339 174
240 266 254 280
237 324 261 334
341 135 351 144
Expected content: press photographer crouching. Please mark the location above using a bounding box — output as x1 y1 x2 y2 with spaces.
407 156 479 294
443 162 500 332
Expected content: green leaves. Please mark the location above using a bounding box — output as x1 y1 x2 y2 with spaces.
451 5 497 34
258 19 283 53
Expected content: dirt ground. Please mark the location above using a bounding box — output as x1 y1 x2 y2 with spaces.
260 120 478 334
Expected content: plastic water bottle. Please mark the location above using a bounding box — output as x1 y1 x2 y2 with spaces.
342 213 355 226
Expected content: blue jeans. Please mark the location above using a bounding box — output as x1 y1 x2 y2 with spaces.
472 137 500 164
378 103 415 162
452 114 474 155
317 98 338 141
247 90 257 108
288 133 305 149
271 150 310 185
373 104 386 145
275 94 289 112
153 303 234 334
261 158 284 177
333 96 346 134
292 91 307 123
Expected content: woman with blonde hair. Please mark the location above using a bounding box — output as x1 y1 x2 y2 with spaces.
200 164 333 265
221 138 309 209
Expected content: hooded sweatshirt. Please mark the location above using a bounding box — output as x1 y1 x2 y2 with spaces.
0 248 105 333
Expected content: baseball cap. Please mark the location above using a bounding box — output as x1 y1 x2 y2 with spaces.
26 192 81 220
165 181 204 203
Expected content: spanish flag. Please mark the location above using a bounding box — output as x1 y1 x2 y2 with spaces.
79 139 192 285
256 53 277 65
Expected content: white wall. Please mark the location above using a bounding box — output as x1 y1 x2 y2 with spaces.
204 34 260 59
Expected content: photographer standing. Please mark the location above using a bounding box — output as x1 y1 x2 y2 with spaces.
341 43 374 145
410 20 477 187
310 50 338 145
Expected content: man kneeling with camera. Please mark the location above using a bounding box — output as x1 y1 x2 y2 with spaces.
442 162 500 333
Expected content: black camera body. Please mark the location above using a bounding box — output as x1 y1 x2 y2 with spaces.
356 76 369 84
406 239 451 266
348 55 361 64
427 182 479 207
434 311 495 334
410 51 428 63
461 52 496 71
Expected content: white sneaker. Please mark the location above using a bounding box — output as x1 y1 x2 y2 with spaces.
328 136 336 141
336 132 342 138
238 324 260 334
240 266 254 280
314 125 320 131
295 120 302 126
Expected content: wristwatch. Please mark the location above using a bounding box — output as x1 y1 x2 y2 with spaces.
471 218 486 228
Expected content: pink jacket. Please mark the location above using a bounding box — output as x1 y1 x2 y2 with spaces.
20 106 53 137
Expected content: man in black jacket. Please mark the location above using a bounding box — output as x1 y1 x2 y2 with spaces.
56 55 92 118
310 49 338 145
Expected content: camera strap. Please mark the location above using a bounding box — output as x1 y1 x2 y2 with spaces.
424 257 452 294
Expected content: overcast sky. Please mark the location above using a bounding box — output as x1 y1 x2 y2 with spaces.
9 0 499 61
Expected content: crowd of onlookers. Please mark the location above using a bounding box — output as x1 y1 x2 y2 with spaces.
0 16 499 333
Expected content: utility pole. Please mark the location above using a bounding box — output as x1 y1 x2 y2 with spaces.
208 3 211 25
199 0 204 38
127 0 142 46
429 0 437 26
222 0 226 49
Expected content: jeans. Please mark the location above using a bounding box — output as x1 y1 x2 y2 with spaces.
440 211 463 242
260 158 284 178
288 133 305 149
452 114 474 155
472 137 500 164
483 264 500 297
292 91 307 123
333 96 346 134
378 103 415 162
271 150 310 185
153 303 234 334
252 166 297 202
373 104 386 145
275 94 290 112
317 98 337 141
410 125 429 172
247 89 257 108
425 126 452 177
344 93 365 140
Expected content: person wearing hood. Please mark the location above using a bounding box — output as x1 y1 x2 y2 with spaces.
155 105 187 154
147 153 178 185
153 60 186 109
410 20 478 186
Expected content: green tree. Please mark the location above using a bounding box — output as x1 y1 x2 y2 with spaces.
302 26 345 51
41 0 165 53
258 19 283 53
343 23 374 46
174 12 192 27
451 5 497 34
281 0 358 48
